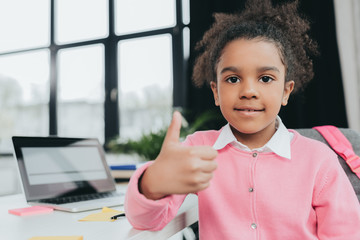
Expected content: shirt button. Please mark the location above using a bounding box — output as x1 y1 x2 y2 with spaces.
249 187 254 192
252 152 257 158
251 223 257 229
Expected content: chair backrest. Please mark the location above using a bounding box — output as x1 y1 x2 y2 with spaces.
296 128 360 202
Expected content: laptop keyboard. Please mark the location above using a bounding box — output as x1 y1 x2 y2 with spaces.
39 192 123 205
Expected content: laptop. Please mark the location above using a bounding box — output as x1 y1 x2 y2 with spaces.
12 136 125 212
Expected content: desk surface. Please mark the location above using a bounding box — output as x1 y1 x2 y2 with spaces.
0 185 198 240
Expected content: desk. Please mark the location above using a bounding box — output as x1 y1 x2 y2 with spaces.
0 185 199 240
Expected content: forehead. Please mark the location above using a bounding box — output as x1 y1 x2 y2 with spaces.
217 38 285 72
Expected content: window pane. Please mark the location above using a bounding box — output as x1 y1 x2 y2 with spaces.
55 0 108 44
183 27 190 60
0 0 49 53
58 44 105 142
182 0 190 25
115 0 176 35
118 34 173 140
0 50 50 153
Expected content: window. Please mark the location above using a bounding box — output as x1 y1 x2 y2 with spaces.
0 0 50 53
55 0 108 44
57 44 105 142
0 50 49 152
118 34 173 139
0 0 189 153
115 0 176 35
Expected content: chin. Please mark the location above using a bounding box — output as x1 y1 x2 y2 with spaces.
230 124 260 135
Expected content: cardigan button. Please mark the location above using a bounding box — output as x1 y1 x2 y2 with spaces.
252 152 258 157
249 187 254 192
251 223 257 229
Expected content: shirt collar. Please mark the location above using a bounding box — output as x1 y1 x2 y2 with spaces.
212 116 292 160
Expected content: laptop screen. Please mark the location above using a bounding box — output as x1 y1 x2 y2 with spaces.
22 147 108 185
12 137 116 201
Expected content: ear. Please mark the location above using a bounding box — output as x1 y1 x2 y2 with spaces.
282 81 295 106
210 81 220 106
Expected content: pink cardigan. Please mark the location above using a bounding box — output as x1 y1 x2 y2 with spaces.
125 130 360 239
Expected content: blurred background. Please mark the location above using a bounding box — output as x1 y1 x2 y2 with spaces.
0 0 359 196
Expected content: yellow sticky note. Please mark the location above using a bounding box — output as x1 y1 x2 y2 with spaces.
78 207 124 222
29 236 83 240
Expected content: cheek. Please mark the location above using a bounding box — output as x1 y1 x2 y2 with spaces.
217 87 235 103
263 89 285 108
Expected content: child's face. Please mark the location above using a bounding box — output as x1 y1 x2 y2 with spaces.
211 38 294 147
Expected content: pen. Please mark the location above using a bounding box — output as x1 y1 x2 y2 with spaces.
110 213 126 220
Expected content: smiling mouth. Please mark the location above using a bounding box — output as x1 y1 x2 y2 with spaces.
234 108 264 112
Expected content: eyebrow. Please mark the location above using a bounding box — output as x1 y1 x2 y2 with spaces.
219 66 280 74
220 66 238 74
257 66 280 73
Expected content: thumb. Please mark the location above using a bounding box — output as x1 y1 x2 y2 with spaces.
163 111 182 145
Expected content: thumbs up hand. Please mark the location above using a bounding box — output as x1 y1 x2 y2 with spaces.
139 111 218 200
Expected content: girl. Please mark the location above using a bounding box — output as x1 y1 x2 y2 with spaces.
125 0 360 239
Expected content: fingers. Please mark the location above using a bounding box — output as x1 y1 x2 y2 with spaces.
185 146 218 173
187 155 217 173
186 171 214 193
200 160 218 173
163 111 182 146
189 146 218 160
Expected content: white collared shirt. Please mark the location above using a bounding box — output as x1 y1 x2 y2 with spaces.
212 116 293 159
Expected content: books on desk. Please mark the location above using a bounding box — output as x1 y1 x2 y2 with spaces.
106 154 146 181
109 164 137 180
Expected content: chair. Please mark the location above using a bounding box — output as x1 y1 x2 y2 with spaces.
297 128 360 201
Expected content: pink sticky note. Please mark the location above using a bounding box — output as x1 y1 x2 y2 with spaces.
8 206 53 216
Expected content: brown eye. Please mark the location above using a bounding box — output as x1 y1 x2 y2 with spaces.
226 76 240 83
260 76 273 83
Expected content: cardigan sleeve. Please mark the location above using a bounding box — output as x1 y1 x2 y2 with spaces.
313 153 360 239
124 161 187 231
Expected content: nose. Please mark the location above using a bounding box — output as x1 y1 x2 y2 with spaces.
239 79 258 99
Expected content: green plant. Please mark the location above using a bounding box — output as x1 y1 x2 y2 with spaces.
107 129 167 161
106 110 223 160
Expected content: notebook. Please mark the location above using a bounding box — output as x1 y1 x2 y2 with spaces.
12 136 125 212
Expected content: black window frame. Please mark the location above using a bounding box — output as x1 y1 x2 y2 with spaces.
0 0 188 150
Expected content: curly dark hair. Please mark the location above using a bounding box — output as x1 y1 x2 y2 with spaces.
192 0 319 93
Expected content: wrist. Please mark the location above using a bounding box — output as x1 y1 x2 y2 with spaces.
138 167 167 200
